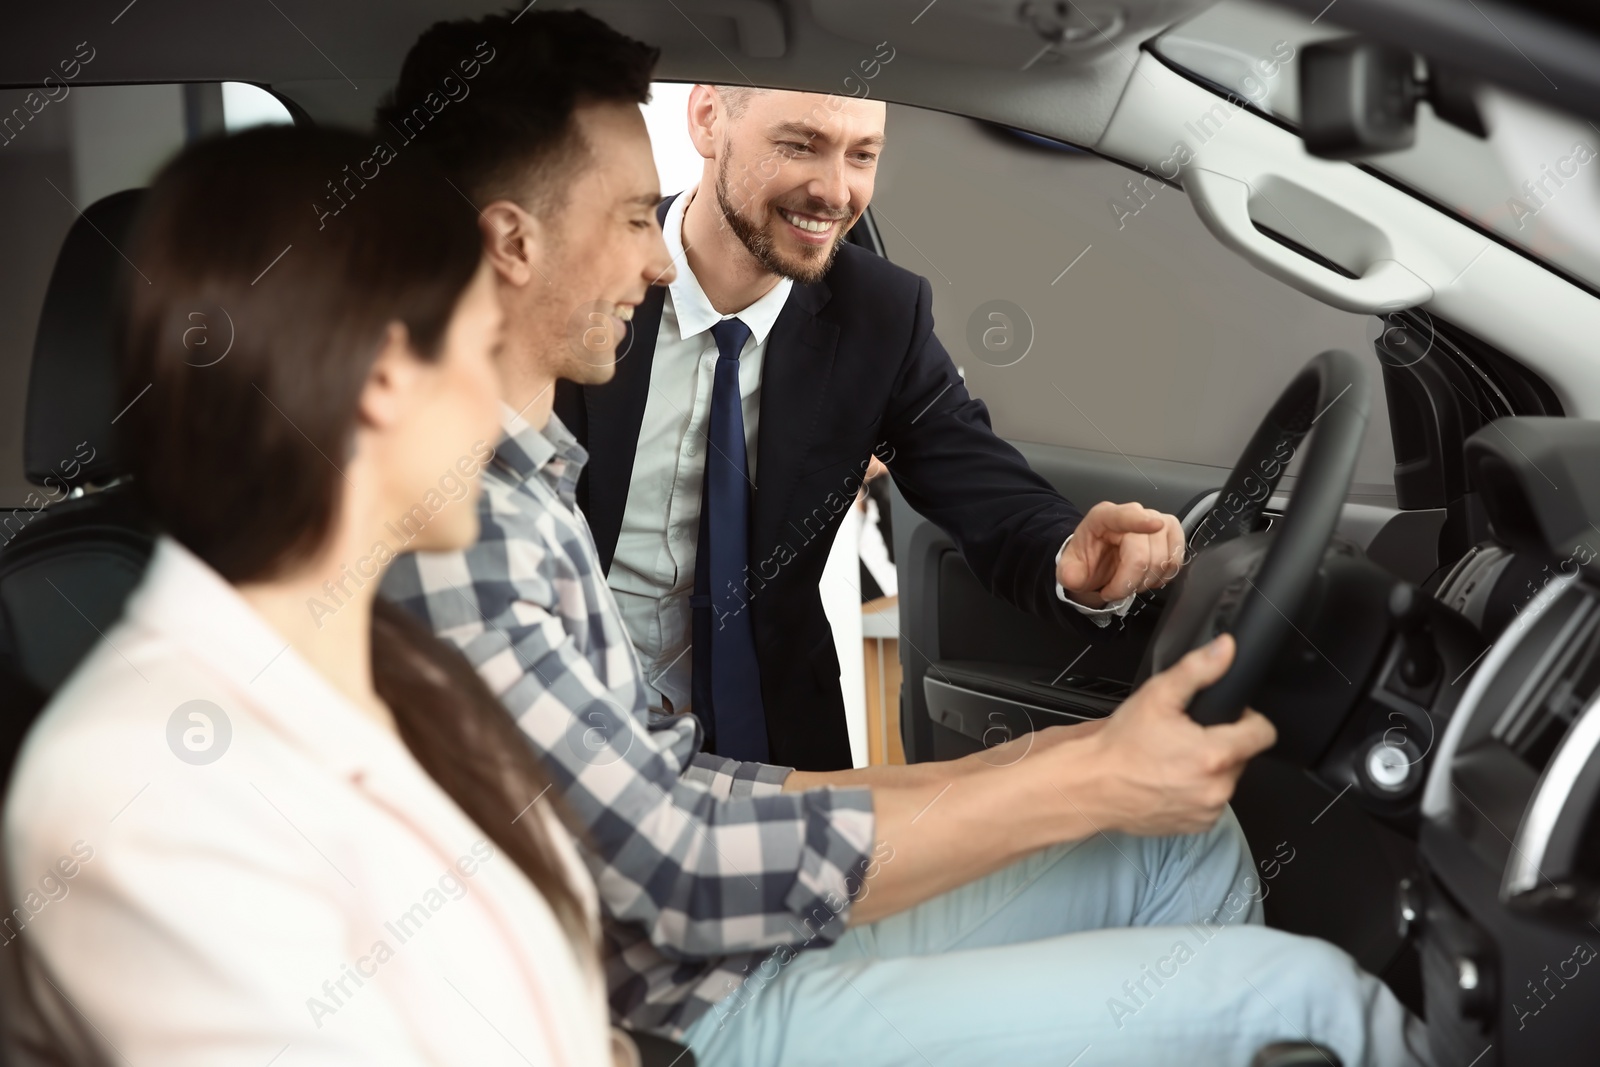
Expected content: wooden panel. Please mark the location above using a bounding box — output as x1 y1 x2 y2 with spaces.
863 637 904 766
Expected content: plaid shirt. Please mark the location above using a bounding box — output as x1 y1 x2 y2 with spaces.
381 406 876 1035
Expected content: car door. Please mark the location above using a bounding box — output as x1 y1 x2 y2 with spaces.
868 92 1557 1007
870 101 1422 766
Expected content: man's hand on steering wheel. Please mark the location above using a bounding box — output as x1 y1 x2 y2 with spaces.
1057 502 1186 609
1082 635 1278 836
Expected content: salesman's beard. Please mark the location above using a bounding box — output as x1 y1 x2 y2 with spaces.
715 153 846 286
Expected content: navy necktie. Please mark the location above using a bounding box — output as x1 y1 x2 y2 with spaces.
689 317 770 762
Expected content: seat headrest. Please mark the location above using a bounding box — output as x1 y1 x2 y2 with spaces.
24 188 145 491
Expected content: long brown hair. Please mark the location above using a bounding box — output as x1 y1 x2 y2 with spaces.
116 125 591 945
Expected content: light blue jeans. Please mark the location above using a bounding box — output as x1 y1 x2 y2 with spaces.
682 810 1431 1067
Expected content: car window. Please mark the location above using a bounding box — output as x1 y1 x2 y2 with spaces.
1153 0 1600 294
0 81 292 508
642 81 703 196
868 103 1397 504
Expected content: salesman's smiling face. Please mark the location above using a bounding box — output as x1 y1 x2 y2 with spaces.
702 87 885 284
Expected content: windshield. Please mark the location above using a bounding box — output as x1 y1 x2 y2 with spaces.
1152 0 1600 292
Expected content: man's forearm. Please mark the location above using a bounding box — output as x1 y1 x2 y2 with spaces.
780 723 1109 927
787 639 1266 935
781 721 1103 794
782 760 962 793
843 741 1104 926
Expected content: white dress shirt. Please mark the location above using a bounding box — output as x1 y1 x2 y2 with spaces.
3 537 611 1067
609 187 793 712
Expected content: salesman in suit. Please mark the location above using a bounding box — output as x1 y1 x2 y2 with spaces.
554 85 1186 771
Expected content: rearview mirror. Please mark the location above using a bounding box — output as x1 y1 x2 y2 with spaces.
1300 38 1489 160
1300 39 1420 158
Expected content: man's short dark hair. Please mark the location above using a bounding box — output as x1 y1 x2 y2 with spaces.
376 9 658 213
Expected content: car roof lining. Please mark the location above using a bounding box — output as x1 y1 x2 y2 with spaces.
2 0 1211 145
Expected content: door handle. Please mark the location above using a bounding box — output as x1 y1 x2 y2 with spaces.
1185 168 1434 314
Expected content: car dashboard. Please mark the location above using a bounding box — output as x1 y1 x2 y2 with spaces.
1409 417 1600 1065
897 415 1600 1066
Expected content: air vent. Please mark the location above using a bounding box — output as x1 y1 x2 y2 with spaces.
1494 597 1600 773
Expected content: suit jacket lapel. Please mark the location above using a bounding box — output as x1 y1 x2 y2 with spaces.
583 283 663 572
583 196 680 572
752 279 839 561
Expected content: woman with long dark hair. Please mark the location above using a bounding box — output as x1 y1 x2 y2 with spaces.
3 125 616 1065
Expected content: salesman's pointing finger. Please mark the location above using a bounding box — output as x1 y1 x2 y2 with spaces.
1056 501 1187 608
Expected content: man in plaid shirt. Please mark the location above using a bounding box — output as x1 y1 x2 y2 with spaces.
386 401 883 1033
380 11 1434 1067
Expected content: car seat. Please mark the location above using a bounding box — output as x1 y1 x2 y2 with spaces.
0 188 154 785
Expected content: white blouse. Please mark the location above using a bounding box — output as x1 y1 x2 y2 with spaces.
3 537 612 1066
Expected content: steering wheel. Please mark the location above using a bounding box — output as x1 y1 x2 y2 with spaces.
1145 349 1370 725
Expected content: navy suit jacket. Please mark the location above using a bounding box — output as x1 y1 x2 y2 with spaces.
554 197 1096 770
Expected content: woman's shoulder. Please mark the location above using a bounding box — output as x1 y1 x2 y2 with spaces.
11 618 180 779
4 621 308 871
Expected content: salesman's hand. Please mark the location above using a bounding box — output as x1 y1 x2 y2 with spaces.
1056 501 1186 608
1081 635 1276 836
